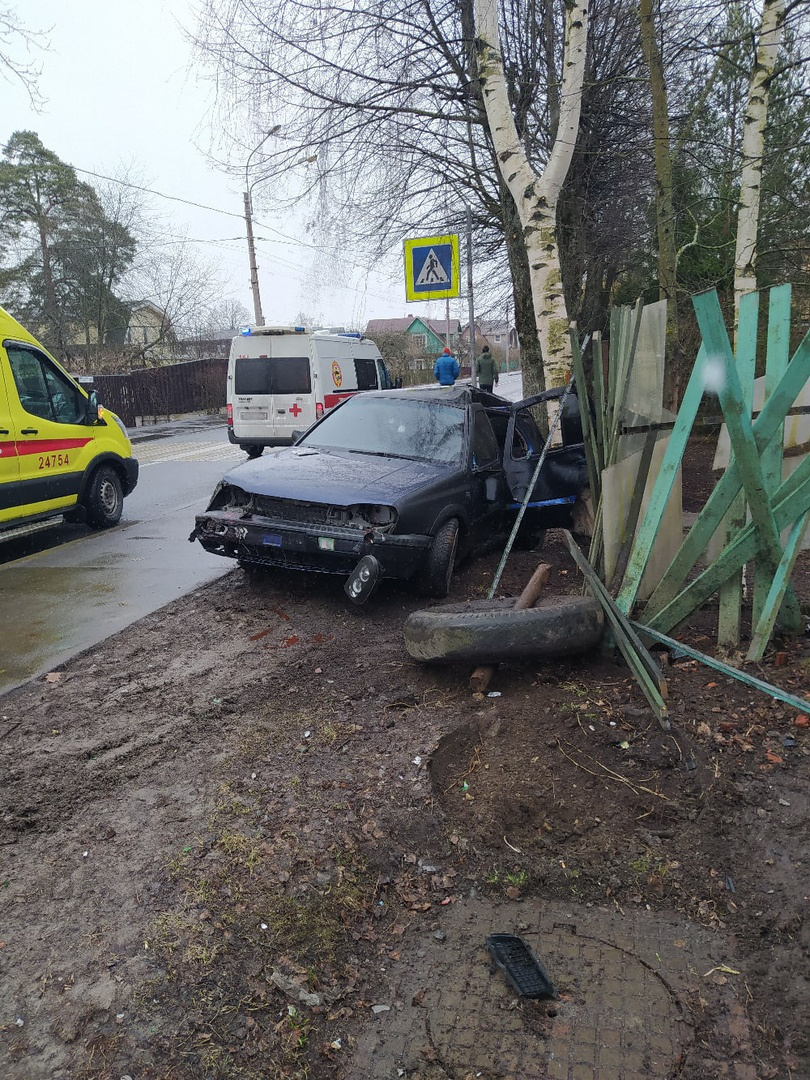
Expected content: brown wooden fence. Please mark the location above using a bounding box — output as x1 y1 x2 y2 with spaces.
91 356 228 427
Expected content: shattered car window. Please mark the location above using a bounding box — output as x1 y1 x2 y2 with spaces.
300 396 465 464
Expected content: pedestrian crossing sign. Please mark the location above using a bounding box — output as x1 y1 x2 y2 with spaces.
404 234 460 301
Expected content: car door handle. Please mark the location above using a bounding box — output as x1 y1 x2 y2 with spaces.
0 428 10 435
20 428 38 434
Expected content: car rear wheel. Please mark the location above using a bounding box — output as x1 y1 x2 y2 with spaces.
85 465 123 528
418 517 460 599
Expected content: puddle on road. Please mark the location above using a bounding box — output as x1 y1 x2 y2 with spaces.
0 557 224 693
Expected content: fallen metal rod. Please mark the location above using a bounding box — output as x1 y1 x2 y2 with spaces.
632 622 810 714
488 375 575 599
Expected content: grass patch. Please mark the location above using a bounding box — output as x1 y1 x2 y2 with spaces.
138 794 376 1079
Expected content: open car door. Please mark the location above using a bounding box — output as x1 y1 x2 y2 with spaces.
502 388 588 528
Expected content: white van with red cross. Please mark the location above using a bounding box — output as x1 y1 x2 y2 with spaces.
227 326 394 457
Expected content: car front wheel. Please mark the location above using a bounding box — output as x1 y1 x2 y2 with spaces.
418 517 460 598
85 465 123 528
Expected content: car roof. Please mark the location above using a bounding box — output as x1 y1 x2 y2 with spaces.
360 384 511 409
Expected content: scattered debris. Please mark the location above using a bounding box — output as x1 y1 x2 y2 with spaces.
486 934 556 1000
270 969 321 1007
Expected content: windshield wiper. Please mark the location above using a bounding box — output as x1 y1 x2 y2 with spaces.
344 448 399 459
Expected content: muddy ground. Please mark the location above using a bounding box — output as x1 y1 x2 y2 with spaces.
1 433 809 1079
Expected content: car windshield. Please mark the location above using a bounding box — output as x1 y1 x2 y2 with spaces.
301 396 465 464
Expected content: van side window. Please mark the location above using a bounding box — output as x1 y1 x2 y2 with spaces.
7 345 85 425
354 358 378 391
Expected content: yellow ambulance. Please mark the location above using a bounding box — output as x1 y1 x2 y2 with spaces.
0 306 138 542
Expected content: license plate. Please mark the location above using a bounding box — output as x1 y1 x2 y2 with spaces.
262 533 282 547
240 410 268 421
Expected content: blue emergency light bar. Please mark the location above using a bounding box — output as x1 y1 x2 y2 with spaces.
240 326 252 336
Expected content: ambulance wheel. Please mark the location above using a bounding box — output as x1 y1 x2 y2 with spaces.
418 517 460 599
85 466 123 528
244 444 263 459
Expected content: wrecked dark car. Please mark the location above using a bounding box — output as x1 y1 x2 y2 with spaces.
190 385 587 598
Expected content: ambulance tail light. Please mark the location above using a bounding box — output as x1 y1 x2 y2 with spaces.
227 403 233 428
315 402 324 420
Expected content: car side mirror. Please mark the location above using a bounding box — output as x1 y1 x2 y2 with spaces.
85 389 100 425
291 430 304 443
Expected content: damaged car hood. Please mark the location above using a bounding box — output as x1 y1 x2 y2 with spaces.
220 447 454 506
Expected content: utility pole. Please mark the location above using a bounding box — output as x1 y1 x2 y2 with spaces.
466 206 476 385
244 191 264 326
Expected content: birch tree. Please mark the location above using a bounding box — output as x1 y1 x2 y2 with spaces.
0 4 46 106
194 0 652 398
733 0 786 334
474 0 589 396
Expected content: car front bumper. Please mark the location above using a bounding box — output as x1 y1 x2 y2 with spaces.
191 510 431 578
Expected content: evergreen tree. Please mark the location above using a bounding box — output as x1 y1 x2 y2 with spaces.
0 131 136 364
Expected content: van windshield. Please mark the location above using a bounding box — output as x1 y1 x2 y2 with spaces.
235 356 311 395
301 396 465 465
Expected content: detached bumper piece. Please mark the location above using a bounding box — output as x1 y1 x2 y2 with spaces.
486 934 556 999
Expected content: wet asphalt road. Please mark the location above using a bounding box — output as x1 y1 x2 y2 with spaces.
0 415 243 696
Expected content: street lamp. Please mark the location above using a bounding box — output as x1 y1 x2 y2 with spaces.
243 131 277 327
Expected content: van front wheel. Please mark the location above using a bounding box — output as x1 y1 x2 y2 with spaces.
85 466 123 528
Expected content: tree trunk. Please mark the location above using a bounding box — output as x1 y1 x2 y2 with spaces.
639 0 680 408
501 182 545 403
475 0 588 392
36 217 63 357
733 0 785 335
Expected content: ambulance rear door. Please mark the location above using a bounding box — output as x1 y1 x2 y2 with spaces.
265 336 316 440
230 334 314 444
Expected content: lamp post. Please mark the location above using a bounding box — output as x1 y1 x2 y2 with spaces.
244 133 274 327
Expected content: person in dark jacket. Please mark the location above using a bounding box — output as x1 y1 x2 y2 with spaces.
477 344 499 393
433 346 459 386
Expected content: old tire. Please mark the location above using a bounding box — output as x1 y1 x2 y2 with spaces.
418 518 460 599
85 465 123 528
404 596 604 664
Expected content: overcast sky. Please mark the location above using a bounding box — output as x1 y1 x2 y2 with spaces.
3 0 457 330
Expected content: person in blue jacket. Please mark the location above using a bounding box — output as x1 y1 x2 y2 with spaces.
433 346 459 386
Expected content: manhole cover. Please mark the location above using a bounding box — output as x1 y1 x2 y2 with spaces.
352 900 703 1079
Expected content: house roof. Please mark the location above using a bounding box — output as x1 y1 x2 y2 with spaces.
422 318 461 337
365 317 417 335
365 315 462 338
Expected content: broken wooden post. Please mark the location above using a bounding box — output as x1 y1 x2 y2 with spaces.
470 562 551 694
